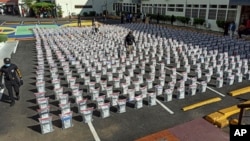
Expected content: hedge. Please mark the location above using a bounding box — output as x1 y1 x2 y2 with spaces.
0 34 8 42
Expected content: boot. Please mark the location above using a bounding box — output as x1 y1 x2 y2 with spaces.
16 95 20 101
16 93 20 101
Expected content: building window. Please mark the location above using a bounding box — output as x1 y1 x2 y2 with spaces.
199 9 206 19
168 4 175 7
200 5 207 8
217 10 226 20
192 9 198 18
162 7 166 15
149 7 152 14
168 8 175 12
208 9 217 20
229 5 237 9
185 8 191 17
113 3 115 11
176 4 183 7
219 5 227 9
176 8 183 12
227 10 237 21
193 5 199 8
210 5 217 8
153 6 158 14
187 4 191 8
75 5 92 8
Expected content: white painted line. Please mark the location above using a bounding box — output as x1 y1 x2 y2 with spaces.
87 122 101 141
164 66 226 97
13 41 19 54
156 99 174 114
205 87 225 97
0 21 6 26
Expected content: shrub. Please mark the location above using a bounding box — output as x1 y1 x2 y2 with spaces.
0 34 8 42
83 12 88 17
89 11 96 16
193 18 205 25
176 16 190 24
164 15 171 22
216 20 225 29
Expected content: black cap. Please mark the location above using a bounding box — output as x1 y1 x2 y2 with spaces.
3 58 11 64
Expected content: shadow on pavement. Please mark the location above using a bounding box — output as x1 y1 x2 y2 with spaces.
27 124 41 134
26 98 37 104
73 115 82 122
28 114 39 122
0 94 11 104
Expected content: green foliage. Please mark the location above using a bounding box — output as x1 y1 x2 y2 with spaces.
176 16 190 24
24 0 34 8
216 20 225 29
193 18 205 25
164 15 172 21
83 12 88 17
147 14 172 22
57 7 63 17
0 34 8 42
89 11 96 16
116 11 120 16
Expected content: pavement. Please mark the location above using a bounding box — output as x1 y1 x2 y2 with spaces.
0 14 250 141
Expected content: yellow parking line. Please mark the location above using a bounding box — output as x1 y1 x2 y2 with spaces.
182 97 221 111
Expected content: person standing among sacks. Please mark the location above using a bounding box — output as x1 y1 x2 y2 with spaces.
229 21 236 38
0 58 23 107
77 14 81 27
125 31 136 54
92 21 100 34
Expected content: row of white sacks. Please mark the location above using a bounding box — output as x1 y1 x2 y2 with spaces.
34 25 250 86
33 27 207 99
120 23 250 54
31 23 250 133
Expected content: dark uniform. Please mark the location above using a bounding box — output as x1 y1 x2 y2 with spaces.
125 31 136 54
0 58 23 106
77 14 81 27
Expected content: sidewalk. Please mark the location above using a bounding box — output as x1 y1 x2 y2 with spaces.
0 40 18 66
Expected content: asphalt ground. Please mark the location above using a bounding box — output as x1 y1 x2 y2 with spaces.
1 15 250 141
3 39 250 141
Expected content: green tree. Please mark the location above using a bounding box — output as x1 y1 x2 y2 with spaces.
23 0 35 8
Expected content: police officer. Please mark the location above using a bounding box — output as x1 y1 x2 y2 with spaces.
0 58 23 106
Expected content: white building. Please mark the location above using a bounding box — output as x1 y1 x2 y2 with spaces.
111 0 250 31
17 0 250 31
38 0 111 18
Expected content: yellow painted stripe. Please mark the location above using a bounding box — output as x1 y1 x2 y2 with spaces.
7 38 16 41
229 86 250 96
182 97 222 111
61 21 92 27
0 27 16 34
23 22 38 24
4 22 20 25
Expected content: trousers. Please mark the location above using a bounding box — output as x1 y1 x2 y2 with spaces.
5 80 19 101
126 45 134 54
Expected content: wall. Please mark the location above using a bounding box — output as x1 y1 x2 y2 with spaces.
136 0 241 32
56 0 105 18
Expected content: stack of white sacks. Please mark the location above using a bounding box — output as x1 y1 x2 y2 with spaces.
32 23 250 128
34 34 54 134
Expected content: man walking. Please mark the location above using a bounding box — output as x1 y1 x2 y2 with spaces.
0 58 23 106
125 31 136 54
